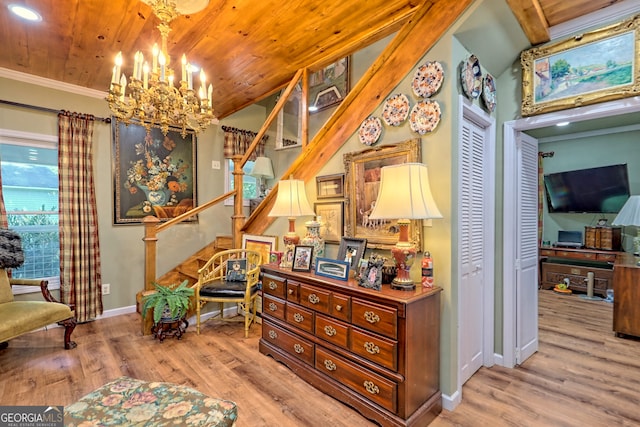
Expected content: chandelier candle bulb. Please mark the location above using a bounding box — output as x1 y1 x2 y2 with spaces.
119 75 127 102
159 52 166 81
187 64 193 89
208 84 213 104
143 63 149 89
115 52 122 83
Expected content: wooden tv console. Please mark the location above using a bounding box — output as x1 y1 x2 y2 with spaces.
259 265 442 427
539 247 621 297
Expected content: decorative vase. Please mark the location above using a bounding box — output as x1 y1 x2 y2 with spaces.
138 184 169 206
301 219 325 269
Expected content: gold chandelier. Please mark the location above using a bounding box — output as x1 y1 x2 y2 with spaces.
106 0 216 137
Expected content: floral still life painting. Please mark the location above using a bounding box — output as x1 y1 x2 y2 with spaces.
113 120 197 224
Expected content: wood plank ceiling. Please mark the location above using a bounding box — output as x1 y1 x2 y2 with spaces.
0 0 627 119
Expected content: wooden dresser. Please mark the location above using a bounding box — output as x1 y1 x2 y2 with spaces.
259 265 442 427
613 253 640 339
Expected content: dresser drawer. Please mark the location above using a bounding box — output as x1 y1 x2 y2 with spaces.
262 274 287 299
330 292 351 322
286 280 300 302
300 284 331 314
286 302 314 333
350 327 397 371
263 322 314 366
263 294 286 321
352 299 397 339
597 253 617 262
315 313 349 348
316 347 396 413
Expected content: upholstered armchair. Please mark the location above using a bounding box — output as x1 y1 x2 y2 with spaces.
0 229 76 350
195 249 262 338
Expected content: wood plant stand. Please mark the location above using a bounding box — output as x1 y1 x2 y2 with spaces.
151 317 189 342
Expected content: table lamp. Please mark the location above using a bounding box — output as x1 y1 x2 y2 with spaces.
612 195 640 255
268 177 315 268
369 163 442 290
249 156 274 197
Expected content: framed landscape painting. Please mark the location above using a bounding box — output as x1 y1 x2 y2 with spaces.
112 120 197 224
521 15 640 116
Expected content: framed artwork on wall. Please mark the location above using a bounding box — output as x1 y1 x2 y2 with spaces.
343 139 421 250
314 201 344 244
521 15 640 116
242 234 277 266
316 173 345 199
309 57 350 113
112 119 197 225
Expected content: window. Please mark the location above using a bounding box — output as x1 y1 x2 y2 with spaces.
224 159 258 206
0 130 60 293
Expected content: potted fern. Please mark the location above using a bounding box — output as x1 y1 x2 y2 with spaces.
142 279 194 325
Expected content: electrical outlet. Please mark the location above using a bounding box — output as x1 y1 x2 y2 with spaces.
211 160 221 170
102 283 110 295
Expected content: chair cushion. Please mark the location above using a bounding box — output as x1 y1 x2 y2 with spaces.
200 279 259 298
0 301 73 343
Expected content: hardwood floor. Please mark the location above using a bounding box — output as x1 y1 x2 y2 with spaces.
1 290 639 426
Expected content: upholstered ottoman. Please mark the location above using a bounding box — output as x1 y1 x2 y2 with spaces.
65 376 237 426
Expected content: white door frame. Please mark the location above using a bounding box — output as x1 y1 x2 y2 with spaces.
457 96 496 392
502 97 640 368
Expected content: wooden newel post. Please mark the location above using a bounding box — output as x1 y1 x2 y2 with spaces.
139 215 161 335
232 154 245 249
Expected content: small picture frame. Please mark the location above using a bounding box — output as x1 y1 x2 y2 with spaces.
269 251 283 265
226 258 247 282
357 254 385 290
316 173 345 199
337 237 367 271
315 257 350 281
292 245 314 272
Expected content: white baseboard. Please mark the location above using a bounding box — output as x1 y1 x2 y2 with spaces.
442 390 461 411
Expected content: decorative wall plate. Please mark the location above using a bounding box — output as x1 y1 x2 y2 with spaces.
412 61 444 98
461 54 482 99
409 100 441 134
382 94 410 126
358 116 383 145
482 73 497 112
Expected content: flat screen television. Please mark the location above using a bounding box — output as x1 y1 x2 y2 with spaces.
544 164 630 213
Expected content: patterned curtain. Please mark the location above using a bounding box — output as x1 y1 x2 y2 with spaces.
222 126 267 160
58 111 103 321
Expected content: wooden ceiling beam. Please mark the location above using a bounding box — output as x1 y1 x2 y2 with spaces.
505 0 550 45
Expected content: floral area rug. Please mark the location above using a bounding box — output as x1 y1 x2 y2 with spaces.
64 376 237 426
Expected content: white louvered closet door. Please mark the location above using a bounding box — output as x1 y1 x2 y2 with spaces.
459 116 486 384
516 132 539 364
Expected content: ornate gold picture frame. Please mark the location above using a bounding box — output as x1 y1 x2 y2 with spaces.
521 14 640 116
343 139 421 250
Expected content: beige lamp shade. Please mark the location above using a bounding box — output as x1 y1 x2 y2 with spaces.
369 163 442 220
249 156 274 179
268 178 314 217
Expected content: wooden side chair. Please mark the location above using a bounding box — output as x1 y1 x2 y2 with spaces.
195 249 262 337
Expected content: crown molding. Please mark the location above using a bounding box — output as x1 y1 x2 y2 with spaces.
0 67 106 99
550 0 640 41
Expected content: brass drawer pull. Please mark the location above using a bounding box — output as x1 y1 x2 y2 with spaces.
268 330 278 339
335 304 343 312
364 341 380 354
324 359 337 371
293 343 304 354
363 380 379 395
288 289 294 295
293 313 304 323
268 281 278 290
324 325 337 336
364 311 380 324
268 302 277 312
308 294 320 304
